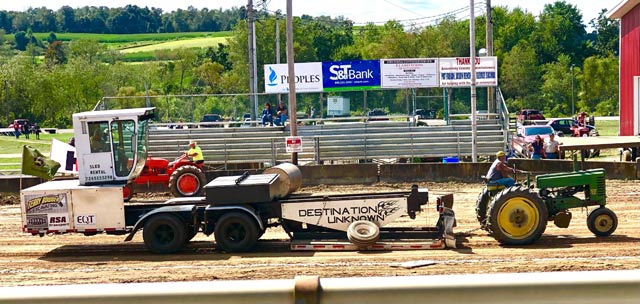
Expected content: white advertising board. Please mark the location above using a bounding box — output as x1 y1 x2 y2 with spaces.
381 58 439 88
50 138 77 174
439 56 498 87
264 62 323 93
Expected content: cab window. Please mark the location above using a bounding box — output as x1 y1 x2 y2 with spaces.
111 120 136 177
88 122 111 153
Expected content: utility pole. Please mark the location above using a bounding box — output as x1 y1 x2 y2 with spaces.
486 0 494 114
275 12 281 104
247 0 258 119
470 0 478 162
571 64 575 116
286 0 298 164
3 80 8 124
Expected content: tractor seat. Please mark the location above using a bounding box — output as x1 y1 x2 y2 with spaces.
481 175 506 191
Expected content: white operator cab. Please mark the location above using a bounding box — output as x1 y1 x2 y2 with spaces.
72 107 155 186
20 108 155 236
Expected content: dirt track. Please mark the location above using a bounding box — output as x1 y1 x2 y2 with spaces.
1 180 639 287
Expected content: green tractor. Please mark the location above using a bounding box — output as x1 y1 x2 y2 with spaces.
476 168 618 245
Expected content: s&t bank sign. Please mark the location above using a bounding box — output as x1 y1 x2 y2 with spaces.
322 60 381 91
264 62 323 93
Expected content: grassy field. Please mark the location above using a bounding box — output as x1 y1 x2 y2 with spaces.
10 32 232 62
11 32 231 43
0 133 74 171
119 36 228 53
594 119 619 136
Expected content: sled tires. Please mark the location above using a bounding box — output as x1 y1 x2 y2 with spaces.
587 207 617 237
486 186 548 245
347 221 380 248
143 214 187 254
214 212 259 253
169 165 206 197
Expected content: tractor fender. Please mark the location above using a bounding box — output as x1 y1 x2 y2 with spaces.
124 204 196 242
205 205 265 232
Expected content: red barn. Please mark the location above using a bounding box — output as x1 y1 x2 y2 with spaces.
608 0 640 136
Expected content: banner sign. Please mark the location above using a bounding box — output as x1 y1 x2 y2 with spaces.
322 60 381 91
263 57 498 92
439 56 498 87
381 58 439 88
264 62 323 93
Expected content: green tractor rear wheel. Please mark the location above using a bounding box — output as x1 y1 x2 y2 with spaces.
486 187 548 245
587 207 618 237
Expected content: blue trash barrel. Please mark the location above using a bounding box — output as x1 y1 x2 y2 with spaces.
442 157 459 163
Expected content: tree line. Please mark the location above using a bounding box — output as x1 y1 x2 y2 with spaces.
0 5 249 34
0 1 621 128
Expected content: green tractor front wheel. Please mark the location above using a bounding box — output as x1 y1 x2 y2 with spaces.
486 187 548 245
587 207 618 237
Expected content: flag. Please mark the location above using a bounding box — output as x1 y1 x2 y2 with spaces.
21 145 61 180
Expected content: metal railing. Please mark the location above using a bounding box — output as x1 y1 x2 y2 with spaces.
0 270 638 304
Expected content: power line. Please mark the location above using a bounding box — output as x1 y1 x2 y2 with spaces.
383 0 428 18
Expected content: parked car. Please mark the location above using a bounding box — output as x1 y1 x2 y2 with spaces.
200 114 223 128
8 119 29 129
547 118 598 137
366 108 389 121
511 125 555 158
516 109 546 125
414 109 436 120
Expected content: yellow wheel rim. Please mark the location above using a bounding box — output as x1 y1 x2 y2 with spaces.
497 197 540 239
593 214 613 233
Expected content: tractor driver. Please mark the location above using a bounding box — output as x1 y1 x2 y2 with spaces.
486 151 519 187
187 141 204 165
90 128 110 153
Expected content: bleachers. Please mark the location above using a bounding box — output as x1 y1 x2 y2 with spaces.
147 119 507 167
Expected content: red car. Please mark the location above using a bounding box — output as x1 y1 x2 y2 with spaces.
511 125 555 158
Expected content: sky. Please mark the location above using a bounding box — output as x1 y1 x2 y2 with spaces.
0 0 623 28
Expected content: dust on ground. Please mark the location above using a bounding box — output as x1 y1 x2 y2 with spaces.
1 180 638 286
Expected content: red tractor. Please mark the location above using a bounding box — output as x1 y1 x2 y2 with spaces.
123 154 206 201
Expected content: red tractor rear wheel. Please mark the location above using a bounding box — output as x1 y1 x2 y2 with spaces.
169 165 206 197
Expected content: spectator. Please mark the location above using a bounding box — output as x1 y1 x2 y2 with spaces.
577 112 587 127
13 123 20 139
261 102 274 126
176 119 184 129
22 122 30 139
529 135 546 160
187 141 204 165
486 151 519 188
32 123 41 140
68 137 75 147
545 133 562 159
274 101 288 126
